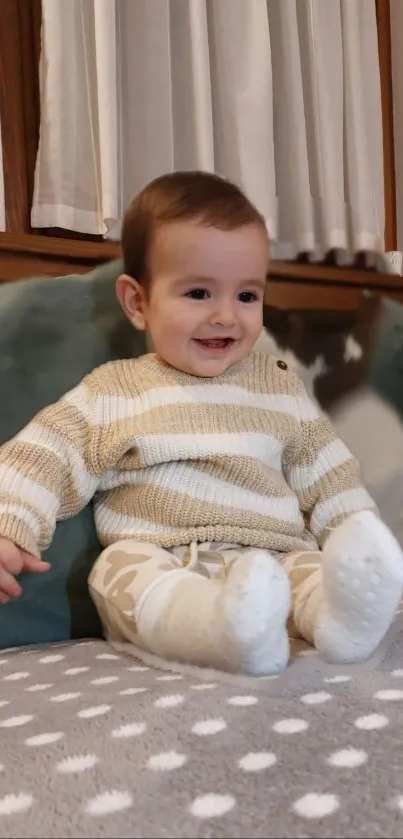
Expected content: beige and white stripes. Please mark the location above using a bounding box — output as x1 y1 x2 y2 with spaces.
0 352 375 558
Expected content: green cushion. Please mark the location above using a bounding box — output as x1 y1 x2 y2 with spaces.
0 260 147 648
367 295 403 417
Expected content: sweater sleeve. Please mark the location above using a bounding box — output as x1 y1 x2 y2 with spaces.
283 377 376 545
0 375 104 558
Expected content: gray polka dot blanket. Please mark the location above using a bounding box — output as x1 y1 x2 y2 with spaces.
1 619 403 839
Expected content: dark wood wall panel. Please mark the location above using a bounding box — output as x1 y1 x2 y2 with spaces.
0 0 41 233
376 0 396 251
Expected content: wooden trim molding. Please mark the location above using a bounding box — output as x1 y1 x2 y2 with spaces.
0 232 399 290
0 232 122 282
0 231 401 312
0 232 121 262
266 259 403 310
269 258 403 292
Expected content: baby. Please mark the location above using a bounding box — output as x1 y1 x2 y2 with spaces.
0 171 402 675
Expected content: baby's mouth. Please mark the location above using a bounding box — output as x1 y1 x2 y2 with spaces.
194 338 235 350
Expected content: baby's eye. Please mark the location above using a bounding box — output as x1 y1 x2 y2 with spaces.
186 288 210 300
238 291 259 303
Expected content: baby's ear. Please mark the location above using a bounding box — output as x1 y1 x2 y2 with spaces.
116 274 147 331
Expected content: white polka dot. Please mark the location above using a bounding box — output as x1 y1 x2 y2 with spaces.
0 659 8 665
25 732 64 747
190 683 217 691
91 676 119 686
301 691 332 705
39 654 65 664
56 754 99 774
273 718 309 734
0 793 33 816
78 705 111 719
0 700 9 709
49 692 81 702
374 689 403 701
227 695 257 707
111 722 146 739
85 791 133 816
292 792 340 819
154 694 184 709
50 692 81 703
238 752 277 772
391 669 403 678
64 667 90 676
126 665 149 672
147 751 187 771
119 687 148 696
190 794 235 819
25 683 53 693
192 719 227 736
0 714 34 728
327 747 368 768
324 675 351 684
96 653 120 660
354 713 389 730
156 674 184 682
394 795 403 811
3 671 30 682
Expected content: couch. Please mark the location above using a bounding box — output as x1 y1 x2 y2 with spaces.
1 261 403 839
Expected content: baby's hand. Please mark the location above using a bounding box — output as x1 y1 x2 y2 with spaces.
0 537 50 604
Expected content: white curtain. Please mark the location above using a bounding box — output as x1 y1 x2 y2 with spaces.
0 110 5 231
32 0 385 262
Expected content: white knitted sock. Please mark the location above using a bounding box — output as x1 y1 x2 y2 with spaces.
223 550 290 675
312 511 403 663
137 549 290 676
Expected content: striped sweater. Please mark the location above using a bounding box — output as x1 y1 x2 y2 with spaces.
0 352 374 558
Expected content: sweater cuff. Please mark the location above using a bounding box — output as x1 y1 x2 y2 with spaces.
0 514 41 558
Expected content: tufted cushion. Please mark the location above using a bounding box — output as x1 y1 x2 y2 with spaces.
0 260 147 648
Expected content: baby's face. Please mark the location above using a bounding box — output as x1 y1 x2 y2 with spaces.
142 220 269 377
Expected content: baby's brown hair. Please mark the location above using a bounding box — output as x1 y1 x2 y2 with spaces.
121 171 267 289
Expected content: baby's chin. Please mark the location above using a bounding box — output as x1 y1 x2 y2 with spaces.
170 353 248 379
153 337 254 377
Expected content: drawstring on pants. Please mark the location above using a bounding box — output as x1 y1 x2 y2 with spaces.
183 541 228 579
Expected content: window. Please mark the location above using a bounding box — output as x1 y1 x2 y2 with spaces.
0 0 397 251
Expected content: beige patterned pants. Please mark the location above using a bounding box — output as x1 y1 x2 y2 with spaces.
88 540 321 647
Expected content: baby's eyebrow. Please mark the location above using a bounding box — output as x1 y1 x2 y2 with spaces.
174 276 216 285
173 276 266 287
243 278 266 289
